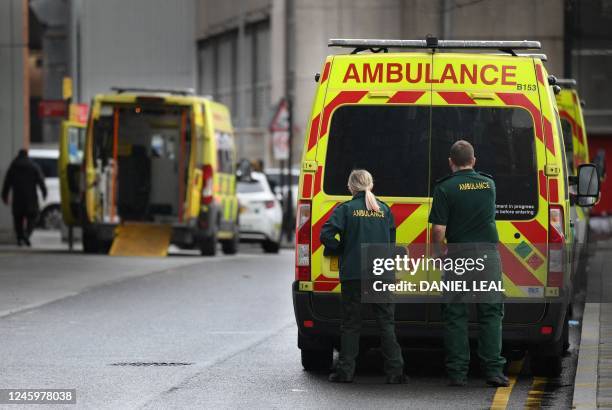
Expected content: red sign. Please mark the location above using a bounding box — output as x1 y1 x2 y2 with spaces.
269 99 290 160
38 100 67 118
70 103 89 124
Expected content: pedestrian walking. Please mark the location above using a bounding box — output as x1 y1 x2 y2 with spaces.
2 149 47 246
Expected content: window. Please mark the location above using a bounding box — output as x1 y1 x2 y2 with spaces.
198 30 238 115
197 19 271 128
237 180 265 193
560 118 575 172
244 20 271 127
323 105 539 220
216 131 234 174
32 157 58 178
431 107 538 220
324 105 429 197
554 111 570 200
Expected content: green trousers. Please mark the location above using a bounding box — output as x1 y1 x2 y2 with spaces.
442 302 506 379
336 280 404 378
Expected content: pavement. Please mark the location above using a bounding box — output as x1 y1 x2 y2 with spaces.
573 238 612 409
0 230 594 409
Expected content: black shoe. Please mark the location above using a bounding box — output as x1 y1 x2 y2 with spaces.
328 372 353 383
23 238 31 247
17 239 23 247
386 374 406 384
486 374 510 387
448 378 467 387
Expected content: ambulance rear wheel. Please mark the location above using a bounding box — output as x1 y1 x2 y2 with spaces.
301 348 333 372
221 230 239 255
199 235 217 256
82 229 99 254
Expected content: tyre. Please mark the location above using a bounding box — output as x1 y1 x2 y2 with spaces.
530 319 566 377
301 348 333 372
262 239 280 254
40 205 64 230
221 231 239 255
199 235 217 256
562 316 570 353
82 228 99 254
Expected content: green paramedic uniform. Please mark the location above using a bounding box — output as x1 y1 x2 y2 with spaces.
320 191 404 379
429 169 506 381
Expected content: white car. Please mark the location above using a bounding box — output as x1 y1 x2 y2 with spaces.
29 147 64 230
237 172 282 253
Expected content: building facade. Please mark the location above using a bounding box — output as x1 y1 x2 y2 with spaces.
195 0 567 169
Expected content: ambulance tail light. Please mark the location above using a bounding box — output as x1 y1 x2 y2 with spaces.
201 165 214 205
548 205 565 288
295 201 311 281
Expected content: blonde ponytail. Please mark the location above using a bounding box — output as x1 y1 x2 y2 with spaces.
348 169 380 212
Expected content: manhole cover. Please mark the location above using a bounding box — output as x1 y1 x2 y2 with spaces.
110 362 193 367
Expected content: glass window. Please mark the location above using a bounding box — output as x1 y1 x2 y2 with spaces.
32 157 58 178
560 118 575 172
324 105 430 197
431 107 538 220
237 180 265 193
197 31 238 115
215 131 234 174
554 111 570 199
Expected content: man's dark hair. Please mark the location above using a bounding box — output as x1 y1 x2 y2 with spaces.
449 140 474 167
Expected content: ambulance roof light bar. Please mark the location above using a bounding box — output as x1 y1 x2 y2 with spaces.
329 37 542 55
111 87 195 96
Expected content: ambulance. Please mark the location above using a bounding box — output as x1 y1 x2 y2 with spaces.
292 38 601 376
555 79 591 282
59 88 239 256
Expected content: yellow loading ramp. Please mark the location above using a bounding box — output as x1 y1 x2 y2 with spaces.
109 223 172 257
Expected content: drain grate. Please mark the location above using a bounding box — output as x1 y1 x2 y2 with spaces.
110 362 193 367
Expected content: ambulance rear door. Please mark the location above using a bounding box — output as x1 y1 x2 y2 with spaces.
309 53 434 322
59 120 86 226
429 53 548 324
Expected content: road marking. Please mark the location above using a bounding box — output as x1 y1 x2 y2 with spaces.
524 376 548 408
490 359 523 410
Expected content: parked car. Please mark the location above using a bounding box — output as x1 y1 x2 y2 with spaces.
237 172 282 253
29 147 63 230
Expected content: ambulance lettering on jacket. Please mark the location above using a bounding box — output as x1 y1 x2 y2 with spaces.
353 209 385 218
458 181 491 191
342 63 517 85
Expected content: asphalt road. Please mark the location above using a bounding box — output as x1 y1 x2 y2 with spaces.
0 239 583 409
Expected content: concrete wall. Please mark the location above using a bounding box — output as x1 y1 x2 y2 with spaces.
0 0 28 243
290 0 564 165
292 0 405 164
196 0 270 38
78 0 197 103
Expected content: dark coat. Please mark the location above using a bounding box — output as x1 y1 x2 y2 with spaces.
320 191 396 282
2 153 47 214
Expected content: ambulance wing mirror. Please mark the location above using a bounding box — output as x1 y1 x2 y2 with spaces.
575 164 600 207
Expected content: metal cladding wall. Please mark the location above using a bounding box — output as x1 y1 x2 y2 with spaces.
77 0 196 103
0 0 28 243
